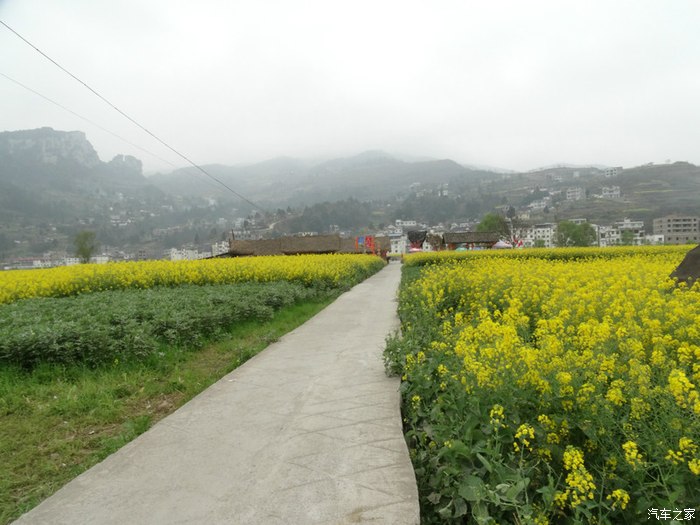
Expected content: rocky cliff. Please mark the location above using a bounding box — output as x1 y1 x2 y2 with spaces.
0 127 102 169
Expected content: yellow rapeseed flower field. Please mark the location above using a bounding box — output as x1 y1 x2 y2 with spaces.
396 246 699 523
0 254 384 304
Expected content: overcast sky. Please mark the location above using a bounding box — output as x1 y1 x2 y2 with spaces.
1 0 699 173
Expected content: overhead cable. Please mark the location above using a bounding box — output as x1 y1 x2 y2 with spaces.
0 70 226 192
0 19 266 213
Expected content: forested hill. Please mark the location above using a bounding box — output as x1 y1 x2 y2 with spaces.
149 150 501 205
0 127 160 223
2 127 699 260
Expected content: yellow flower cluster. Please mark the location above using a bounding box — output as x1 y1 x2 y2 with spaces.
514 423 536 452
622 440 644 469
0 254 384 304
490 404 506 429
400 246 700 514
556 446 596 509
606 488 630 510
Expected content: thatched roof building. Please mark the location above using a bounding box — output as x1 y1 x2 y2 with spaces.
228 234 390 257
442 231 501 249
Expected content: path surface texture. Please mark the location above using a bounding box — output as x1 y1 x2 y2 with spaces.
15 262 420 525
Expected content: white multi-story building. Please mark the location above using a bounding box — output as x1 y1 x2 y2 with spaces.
653 215 700 245
211 241 229 256
604 167 622 178
644 234 665 245
533 223 557 247
517 223 557 248
566 187 585 201
529 199 550 211
395 219 418 229
598 219 645 247
601 186 622 199
597 225 619 247
388 233 407 255
166 248 209 261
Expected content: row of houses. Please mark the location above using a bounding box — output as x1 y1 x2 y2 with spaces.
511 219 649 248
515 215 699 249
565 185 623 202
388 214 700 253
165 241 230 261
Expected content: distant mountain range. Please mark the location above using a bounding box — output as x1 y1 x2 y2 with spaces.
1 127 699 258
148 149 501 206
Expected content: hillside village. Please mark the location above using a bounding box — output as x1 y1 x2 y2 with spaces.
1 128 699 269
5 210 698 270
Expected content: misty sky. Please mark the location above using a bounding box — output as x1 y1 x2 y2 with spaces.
1 1 699 173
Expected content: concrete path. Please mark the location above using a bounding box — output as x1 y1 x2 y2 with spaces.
15 262 419 525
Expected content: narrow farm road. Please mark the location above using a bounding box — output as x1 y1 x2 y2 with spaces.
14 262 420 525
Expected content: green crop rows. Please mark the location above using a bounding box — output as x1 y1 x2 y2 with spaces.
0 281 326 369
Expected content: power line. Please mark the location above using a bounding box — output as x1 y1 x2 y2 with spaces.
1 71 173 167
0 70 227 193
0 19 266 213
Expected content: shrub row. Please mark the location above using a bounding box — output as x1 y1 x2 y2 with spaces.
0 282 323 369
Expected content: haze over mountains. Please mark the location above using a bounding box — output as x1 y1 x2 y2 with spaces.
1 127 699 259
149 150 504 205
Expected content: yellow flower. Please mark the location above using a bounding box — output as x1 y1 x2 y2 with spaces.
561 446 596 509
411 395 421 410
489 404 506 429
514 423 535 452
606 488 630 510
689 458 700 475
622 441 644 469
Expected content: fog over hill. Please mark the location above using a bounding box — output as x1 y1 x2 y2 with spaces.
1 127 699 260
149 149 502 206
0 128 159 222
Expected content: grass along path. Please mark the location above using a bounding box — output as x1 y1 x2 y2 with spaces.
0 297 334 525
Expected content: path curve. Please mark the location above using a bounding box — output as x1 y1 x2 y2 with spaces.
14 262 419 525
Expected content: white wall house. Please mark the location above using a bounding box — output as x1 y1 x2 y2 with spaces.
389 233 407 254
598 219 645 247
395 219 417 229
166 248 209 261
529 199 550 211
566 187 585 201
516 223 557 248
600 186 621 199
604 167 622 178
211 241 229 256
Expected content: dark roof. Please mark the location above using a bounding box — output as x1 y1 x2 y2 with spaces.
280 235 341 254
229 239 282 256
443 231 500 244
407 230 427 243
229 234 389 256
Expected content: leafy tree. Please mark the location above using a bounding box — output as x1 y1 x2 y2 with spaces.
73 230 98 263
476 213 510 238
556 221 597 247
620 230 635 245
